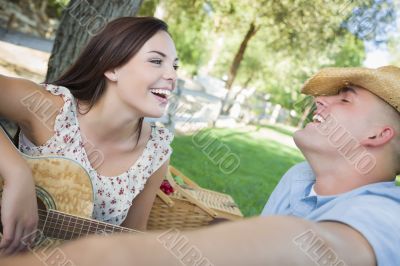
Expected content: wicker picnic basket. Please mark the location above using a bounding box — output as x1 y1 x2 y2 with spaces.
147 166 243 230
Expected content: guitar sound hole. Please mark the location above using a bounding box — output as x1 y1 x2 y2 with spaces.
37 197 48 213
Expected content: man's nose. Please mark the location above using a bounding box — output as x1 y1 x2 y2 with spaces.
314 96 329 112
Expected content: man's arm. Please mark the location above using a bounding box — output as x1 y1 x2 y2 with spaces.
0 216 375 265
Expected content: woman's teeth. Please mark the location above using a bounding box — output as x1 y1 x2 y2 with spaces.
150 89 171 98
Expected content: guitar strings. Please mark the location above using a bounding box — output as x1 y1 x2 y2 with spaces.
35 218 133 241
36 213 132 234
34 211 141 240
36 213 134 234
36 209 141 233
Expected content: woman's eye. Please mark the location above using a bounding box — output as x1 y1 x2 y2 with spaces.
173 65 180 70
150 59 162 65
341 99 350 103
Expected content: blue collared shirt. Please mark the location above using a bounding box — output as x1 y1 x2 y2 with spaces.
261 161 400 266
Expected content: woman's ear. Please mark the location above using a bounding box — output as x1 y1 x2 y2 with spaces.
361 126 395 147
104 69 118 82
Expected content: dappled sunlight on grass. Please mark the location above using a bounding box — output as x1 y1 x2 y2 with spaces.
255 123 298 137
170 127 304 217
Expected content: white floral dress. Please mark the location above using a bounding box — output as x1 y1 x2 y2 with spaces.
19 84 173 225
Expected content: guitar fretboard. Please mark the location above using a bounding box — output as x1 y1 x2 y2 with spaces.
37 209 142 241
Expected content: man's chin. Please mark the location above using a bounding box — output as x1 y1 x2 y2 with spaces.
293 129 305 148
293 128 319 153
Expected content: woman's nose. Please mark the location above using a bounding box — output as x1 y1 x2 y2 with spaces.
163 65 177 82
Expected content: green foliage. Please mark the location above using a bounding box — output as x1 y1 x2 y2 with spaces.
158 0 394 115
388 35 400 66
137 0 160 16
161 0 214 75
330 34 366 67
48 0 70 17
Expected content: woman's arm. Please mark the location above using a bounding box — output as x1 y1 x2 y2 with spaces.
0 75 42 128
0 75 63 144
0 127 38 255
0 75 61 255
120 160 168 231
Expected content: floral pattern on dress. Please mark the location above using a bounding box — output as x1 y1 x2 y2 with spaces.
18 84 173 225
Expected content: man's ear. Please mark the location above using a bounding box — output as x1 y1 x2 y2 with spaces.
360 126 395 147
104 69 118 82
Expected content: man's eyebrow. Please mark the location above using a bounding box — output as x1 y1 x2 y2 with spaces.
339 86 358 95
147 51 179 61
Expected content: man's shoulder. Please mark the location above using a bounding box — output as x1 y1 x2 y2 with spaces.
310 182 400 223
346 182 400 204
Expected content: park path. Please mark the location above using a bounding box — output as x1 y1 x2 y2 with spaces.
0 27 51 81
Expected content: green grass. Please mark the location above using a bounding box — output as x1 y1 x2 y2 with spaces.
170 127 304 217
255 123 296 137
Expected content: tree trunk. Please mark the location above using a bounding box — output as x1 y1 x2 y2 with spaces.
217 21 259 118
224 21 259 92
46 0 143 82
297 104 312 128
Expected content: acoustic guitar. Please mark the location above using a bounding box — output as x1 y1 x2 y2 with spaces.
0 154 141 248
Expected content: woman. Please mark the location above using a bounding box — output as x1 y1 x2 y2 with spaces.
0 16 178 254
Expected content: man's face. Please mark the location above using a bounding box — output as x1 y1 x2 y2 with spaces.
293 86 385 157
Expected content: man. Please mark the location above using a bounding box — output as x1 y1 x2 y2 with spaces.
262 65 400 265
1 66 399 265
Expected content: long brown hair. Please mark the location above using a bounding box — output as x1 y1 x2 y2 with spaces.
51 16 169 143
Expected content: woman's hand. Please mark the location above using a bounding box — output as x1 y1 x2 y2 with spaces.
0 169 38 256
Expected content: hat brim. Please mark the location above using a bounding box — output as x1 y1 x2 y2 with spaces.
301 67 400 112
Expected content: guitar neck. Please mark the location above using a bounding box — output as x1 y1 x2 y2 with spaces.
38 209 142 241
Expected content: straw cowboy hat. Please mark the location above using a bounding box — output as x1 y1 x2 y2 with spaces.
301 65 400 112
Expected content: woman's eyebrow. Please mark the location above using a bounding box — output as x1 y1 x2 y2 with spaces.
147 50 179 61
148 50 166 57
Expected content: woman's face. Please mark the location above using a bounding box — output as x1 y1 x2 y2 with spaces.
107 30 179 118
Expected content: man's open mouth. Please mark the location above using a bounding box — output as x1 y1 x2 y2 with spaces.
312 114 326 123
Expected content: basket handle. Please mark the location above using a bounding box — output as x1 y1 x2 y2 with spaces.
167 167 218 218
169 165 200 188
156 167 178 207
156 189 175 207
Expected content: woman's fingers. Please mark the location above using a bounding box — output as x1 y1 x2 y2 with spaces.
3 221 25 255
0 220 17 255
0 220 16 251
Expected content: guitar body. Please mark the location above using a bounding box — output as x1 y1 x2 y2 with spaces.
0 154 94 247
